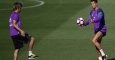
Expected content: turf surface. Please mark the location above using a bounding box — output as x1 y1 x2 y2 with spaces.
0 0 115 60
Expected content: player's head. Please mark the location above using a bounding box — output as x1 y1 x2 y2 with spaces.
90 0 98 9
13 2 23 13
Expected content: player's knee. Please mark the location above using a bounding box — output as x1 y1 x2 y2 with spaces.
92 39 97 44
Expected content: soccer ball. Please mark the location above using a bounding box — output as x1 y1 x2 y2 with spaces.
76 17 84 26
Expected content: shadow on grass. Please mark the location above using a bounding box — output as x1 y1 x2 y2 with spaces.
108 58 115 60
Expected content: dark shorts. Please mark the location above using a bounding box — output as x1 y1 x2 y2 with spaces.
95 31 106 37
11 33 31 49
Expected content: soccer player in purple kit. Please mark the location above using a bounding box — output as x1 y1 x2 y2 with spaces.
80 0 107 60
9 2 37 60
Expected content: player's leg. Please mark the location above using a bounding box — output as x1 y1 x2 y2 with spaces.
14 49 19 60
95 37 102 60
28 37 35 56
23 33 37 59
12 34 23 60
95 46 101 60
92 31 106 58
28 36 38 59
28 37 35 52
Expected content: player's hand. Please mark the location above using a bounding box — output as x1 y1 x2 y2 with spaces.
90 19 94 23
79 22 84 26
20 30 25 37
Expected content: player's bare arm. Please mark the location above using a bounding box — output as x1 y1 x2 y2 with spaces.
12 20 25 36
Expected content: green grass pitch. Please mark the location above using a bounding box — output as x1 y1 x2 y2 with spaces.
0 0 115 60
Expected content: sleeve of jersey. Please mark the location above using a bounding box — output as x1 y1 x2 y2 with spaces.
93 12 103 23
12 14 18 21
84 18 90 26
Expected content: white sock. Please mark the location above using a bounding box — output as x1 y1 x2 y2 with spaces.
100 49 105 56
98 56 102 60
29 51 33 56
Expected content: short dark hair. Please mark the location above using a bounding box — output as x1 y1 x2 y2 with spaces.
13 2 23 11
91 0 98 3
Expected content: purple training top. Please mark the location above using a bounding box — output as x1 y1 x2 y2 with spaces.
9 11 22 36
84 8 107 33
